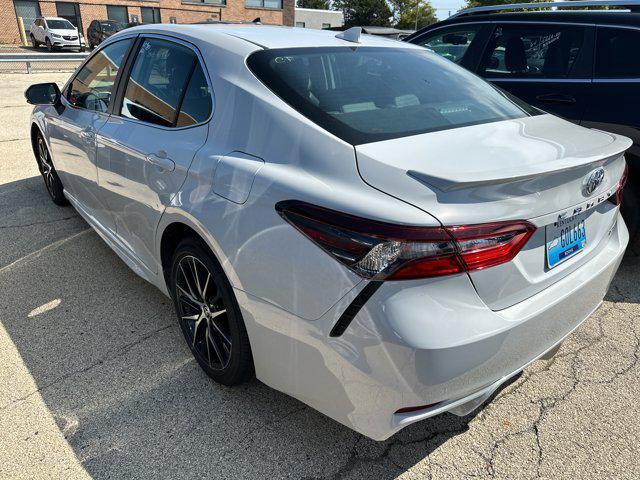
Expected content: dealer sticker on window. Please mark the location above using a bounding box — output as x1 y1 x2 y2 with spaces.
546 212 588 269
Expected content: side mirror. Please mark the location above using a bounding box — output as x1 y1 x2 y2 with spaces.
25 82 61 105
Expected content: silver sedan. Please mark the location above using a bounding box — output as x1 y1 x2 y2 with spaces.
25 24 631 440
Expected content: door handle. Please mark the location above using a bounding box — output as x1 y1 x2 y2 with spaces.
79 128 95 141
145 152 175 172
535 93 576 105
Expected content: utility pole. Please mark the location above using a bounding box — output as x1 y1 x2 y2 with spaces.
414 0 421 30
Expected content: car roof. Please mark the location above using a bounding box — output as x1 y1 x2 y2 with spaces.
420 10 640 30
42 17 69 22
127 23 424 51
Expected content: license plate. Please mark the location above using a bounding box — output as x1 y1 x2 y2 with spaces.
546 213 587 268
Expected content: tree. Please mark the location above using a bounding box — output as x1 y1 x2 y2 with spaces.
332 0 393 27
297 0 330 9
391 0 437 30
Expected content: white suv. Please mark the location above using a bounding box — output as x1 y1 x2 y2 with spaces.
30 17 85 52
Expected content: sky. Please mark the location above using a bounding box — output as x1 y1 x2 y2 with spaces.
432 0 467 19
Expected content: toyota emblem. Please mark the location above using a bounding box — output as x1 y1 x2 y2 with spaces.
583 167 605 196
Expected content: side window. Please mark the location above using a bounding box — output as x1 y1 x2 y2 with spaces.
595 27 640 78
481 25 585 78
417 26 482 64
121 38 210 127
176 63 212 127
66 39 133 112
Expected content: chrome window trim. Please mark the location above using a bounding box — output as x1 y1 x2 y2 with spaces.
415 20 640 39
114 32 215 132
593 78 640 83
485 77 593 83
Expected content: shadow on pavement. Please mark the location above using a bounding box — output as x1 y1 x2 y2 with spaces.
0 174 637 479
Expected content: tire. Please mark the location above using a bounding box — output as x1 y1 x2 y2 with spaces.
30 34 39 48
621 175 640 255
45 37 53 52
170 238 254 385
35 132 68 206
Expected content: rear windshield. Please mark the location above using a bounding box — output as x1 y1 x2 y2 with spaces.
247 47 540 145
47 19 74 30
101 22 121 32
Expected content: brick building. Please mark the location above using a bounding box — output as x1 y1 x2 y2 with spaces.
3 0 294 44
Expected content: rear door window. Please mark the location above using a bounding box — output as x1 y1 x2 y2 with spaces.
481 25 586 78
175 64 212 127
415 25 483 65
120 38 211 127
595 27 640 78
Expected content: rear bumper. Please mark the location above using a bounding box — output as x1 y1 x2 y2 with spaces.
236 212 627 440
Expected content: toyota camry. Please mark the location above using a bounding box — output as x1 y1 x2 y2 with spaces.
25 24 630 440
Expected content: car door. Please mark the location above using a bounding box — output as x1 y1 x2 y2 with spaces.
34 18 45 42
409 23 492 71
47 37 134 231
96 35 213 272
582 25 640 160
478 23 595 122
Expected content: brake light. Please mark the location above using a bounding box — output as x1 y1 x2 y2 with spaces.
276 201 536 281
611 163 629 206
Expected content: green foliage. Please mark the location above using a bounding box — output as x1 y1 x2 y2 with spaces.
297 0 330 9
332 0 393 27
391 0 437 29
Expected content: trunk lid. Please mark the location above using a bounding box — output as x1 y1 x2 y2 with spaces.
356 114 631 309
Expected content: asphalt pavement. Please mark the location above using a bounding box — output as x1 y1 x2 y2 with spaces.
1 72 639 479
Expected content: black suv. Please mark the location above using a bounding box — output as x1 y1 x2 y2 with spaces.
405 3 640 248
86 20 124 49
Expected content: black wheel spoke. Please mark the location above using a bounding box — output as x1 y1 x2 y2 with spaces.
175 255 232 371
206 326 225 366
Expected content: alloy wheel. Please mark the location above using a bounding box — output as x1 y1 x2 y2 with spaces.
175 255 232 370
37 135 56 197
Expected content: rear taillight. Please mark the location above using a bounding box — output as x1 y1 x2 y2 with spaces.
276 201 536 281
611 163 629 206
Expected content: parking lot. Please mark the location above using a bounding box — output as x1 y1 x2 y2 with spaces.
1 71 640 479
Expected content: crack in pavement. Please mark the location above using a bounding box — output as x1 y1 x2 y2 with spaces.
0 323 173 413
306 292 640 479
0 215 77 229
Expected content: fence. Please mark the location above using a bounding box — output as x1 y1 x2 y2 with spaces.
0 52 88 74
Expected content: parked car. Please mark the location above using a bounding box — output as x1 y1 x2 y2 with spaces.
87 20 125 49
25 24 630 440
405 0 640 250
29 16 85 52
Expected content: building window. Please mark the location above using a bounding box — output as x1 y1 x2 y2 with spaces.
141 6 161 24
56 2 82 32
246 0 282 9
295 22 305 28
182 0 227 5
322 23 331 29
106 5 128 25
